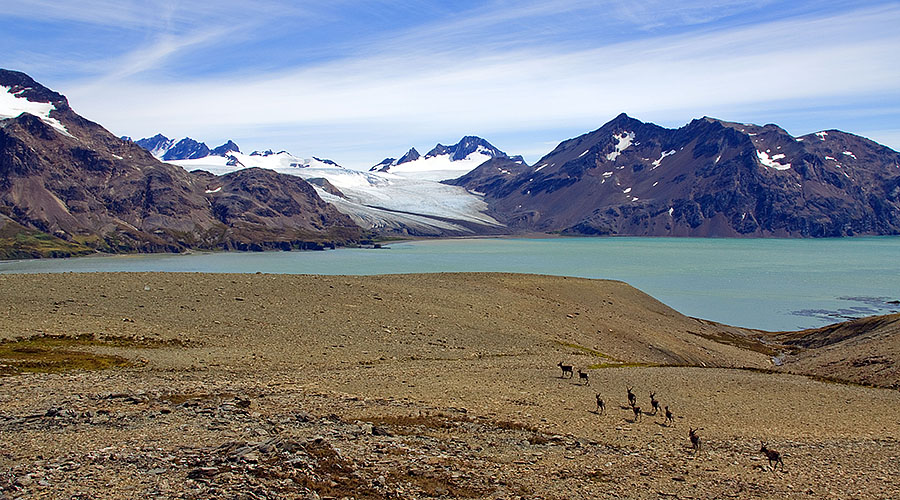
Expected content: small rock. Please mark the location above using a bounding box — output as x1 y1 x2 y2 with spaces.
187 467 219 479
372 426 392 436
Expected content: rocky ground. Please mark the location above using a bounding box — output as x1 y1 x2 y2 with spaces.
0 272 898 499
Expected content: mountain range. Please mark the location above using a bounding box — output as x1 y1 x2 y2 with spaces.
0 69 364 258
450 113 900 237
2 68 900 257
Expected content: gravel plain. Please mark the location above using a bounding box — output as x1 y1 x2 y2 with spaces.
1 272 898 499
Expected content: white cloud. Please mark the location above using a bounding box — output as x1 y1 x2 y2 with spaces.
55 3 900 168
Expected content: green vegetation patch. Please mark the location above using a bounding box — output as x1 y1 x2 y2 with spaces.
0 221 94 259
0 333 197 376
0 336 131 375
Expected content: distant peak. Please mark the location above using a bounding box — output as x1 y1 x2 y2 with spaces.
425 136 507 161
397 147 420 165
312 156 340 167
211 140 240 156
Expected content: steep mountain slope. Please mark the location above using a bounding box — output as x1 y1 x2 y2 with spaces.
449 113 900 237
0 69 363 256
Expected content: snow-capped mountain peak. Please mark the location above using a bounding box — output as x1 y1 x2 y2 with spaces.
131 134 240 161
1 81 72 136
369 136 508 181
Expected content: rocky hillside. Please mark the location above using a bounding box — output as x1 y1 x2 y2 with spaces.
0 69 364 257
769 312 900 388
448 113 900 237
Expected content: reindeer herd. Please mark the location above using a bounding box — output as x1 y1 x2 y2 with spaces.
557 361 786 472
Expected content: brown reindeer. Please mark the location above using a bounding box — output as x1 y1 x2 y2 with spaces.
557 362 573 378
577 369 589 385
649 392 660 415
627 387 636 407
595 394 605 415
631 405 642 422
664 406 675 426
760 442 784 471
689 427 702 451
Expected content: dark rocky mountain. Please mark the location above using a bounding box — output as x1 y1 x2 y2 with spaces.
448 113 900 237
427 135 507 161
398 147 421 164
161 137 210 161
133 133 173 156
130 135 240 161
370 148 421 172
0 69 364 258
211 140 240 156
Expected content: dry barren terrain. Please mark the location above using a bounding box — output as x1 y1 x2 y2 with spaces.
0 272 898 499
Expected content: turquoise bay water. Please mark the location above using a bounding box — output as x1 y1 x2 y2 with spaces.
1 237 898 332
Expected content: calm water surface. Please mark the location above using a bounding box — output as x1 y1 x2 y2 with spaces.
2 237 898 332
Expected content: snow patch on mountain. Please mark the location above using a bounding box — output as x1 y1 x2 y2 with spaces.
606 131 635 162
651 150 676 169
0 85 72 136
756 150 791 170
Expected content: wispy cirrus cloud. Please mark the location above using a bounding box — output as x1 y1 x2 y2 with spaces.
6 1 899 166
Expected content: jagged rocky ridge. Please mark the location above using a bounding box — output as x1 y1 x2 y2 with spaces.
448 113 900 237
370 136 511 173
0 69 364 258
127 134 239 161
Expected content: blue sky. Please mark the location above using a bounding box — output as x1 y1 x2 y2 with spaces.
3 0 900 169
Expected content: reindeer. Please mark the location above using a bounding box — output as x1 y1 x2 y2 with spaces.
689 427 702 451
631 405 642 422
759 442 784 471
595 393 605 415
626 387 636 407
664 406 675 426
558 362 574 379
649 392 660 415
577 369 589 385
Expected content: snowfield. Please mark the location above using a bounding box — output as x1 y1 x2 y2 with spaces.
376 147 494 182
1 85 72 136
169 151 503 234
